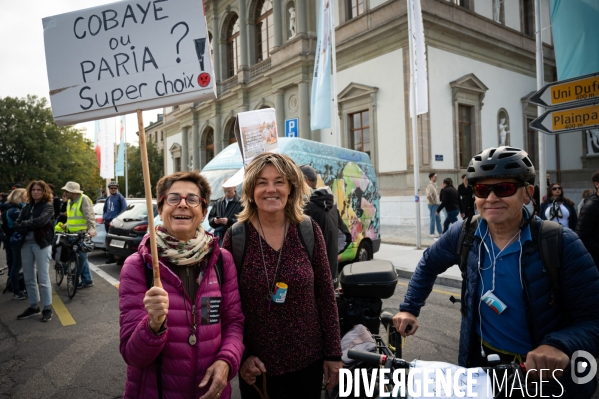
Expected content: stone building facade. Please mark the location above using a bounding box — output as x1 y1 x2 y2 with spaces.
144 0 596 227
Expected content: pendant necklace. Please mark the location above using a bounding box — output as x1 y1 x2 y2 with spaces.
257 216 287 310
182 264 200 346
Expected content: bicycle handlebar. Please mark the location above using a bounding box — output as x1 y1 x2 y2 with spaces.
347 349 412 369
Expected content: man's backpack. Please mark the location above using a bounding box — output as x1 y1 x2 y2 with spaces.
456 214 562 316
229 215 314 278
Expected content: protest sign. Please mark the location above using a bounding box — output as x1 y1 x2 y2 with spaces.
222 109 279 188
42 0 215 126
234 108 279 165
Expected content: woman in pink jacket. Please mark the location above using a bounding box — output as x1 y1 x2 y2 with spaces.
119 171 244 399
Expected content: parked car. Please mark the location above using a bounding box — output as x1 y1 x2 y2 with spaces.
105 199 157 262
92 202 106 249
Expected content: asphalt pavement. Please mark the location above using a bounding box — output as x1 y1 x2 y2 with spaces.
1 241 595 399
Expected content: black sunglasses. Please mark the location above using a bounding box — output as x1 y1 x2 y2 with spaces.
473 182 525 198
551 187 562 191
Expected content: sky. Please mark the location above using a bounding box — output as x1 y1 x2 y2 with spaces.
0 0 163 144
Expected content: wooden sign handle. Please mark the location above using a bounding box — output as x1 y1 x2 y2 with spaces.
137 110 162 288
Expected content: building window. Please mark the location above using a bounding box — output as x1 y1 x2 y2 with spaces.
227 15 240 78
448 0 472 10
526 118 538 167
160 131 163 141
458 105 474 169
349 110 370 157
228 125 237 144
255 0 274 63
347 0 365 20
206 128 215 164
493 0 505 24
175 157 181 172
522 0 534 36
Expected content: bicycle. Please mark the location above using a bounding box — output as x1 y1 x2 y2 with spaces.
53 231 94 299
347 342 566 398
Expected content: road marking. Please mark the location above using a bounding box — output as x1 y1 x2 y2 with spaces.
89 262 120 289
397 281 460 298
51 289 76 326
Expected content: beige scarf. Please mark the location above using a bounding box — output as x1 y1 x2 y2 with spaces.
155 225 213 266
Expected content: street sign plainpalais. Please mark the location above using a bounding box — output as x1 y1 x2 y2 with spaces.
42 0 215 127
529 72 599 109
529 102 599 135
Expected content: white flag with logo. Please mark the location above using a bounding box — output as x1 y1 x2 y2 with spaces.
409 0 428 116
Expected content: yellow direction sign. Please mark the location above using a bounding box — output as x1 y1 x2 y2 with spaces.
530 102 599 135
529 72 599 109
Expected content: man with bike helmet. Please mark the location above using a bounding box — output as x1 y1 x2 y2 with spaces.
62 181 96 289
393 146 599 398
103 181 127 263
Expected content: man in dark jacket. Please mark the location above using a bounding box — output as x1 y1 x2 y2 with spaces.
103 181 127 263
457 174 475 219
300 165 351 288
393 147 599 398
576 171 599 269
208 185 242 245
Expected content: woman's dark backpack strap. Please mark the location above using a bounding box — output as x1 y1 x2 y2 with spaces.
296 215 315 262
230 222 249 280
456 214 480 317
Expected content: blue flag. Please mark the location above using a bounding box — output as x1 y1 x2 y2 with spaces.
551 0 599 80
310 0 332 131
116 116 125 177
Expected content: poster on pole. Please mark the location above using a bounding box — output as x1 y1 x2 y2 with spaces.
42 0 216 126
234 109 279 166
223 109 279 188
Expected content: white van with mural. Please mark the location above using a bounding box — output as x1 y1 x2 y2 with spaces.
200 138 381 263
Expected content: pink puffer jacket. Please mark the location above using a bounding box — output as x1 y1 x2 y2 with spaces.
119 234 244 399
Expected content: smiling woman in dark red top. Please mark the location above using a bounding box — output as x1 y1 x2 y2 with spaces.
222 153 342 399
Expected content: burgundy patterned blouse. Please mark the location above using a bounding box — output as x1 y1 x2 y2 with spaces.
222 219 342 376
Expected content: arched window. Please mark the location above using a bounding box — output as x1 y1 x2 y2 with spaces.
228 124 237 144
205 128 215 164
227 15 240 78
255 0 274 63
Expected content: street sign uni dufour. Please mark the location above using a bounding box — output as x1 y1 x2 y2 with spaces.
529 72 599 135
529 73 599 109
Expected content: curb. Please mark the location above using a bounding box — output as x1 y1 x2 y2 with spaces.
395 268 462 290
381 239 433 249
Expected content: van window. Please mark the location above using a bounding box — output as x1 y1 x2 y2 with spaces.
202 169 242 202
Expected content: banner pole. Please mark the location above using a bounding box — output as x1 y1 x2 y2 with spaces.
137 110 161 287
407 0 422 249
535 0 546 203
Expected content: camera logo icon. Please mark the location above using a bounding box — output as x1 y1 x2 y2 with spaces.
571 350 597 385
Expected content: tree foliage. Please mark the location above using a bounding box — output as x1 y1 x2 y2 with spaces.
0 96 103 199
116 141 164 198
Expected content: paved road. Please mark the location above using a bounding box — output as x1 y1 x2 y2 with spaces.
1 247 595 398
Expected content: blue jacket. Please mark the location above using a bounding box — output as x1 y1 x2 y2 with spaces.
103 193 127 223
401 217 599 393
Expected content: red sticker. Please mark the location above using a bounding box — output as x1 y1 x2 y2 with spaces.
198 73 211 87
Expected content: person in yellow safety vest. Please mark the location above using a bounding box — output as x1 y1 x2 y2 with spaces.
61 181 96 289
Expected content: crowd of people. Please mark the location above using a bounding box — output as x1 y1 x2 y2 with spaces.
2 145 598 398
